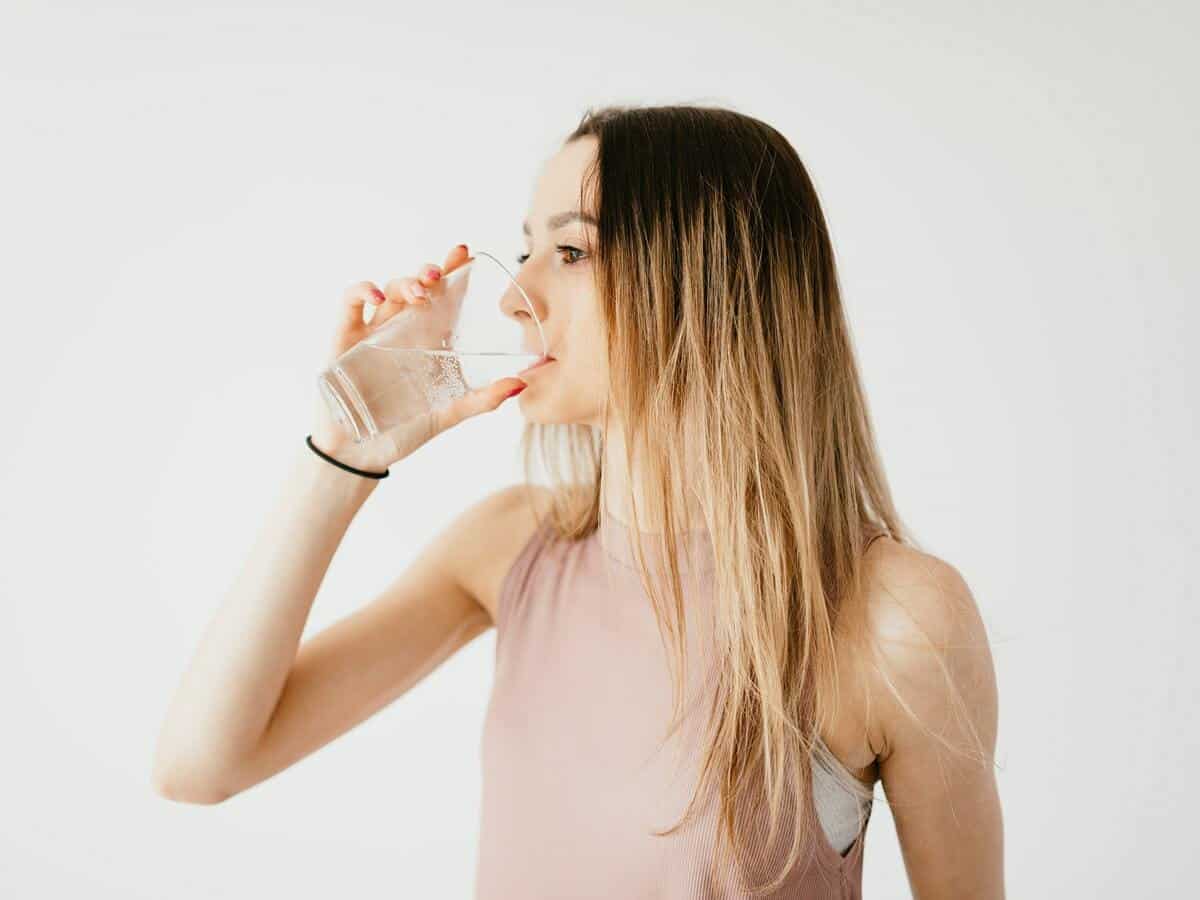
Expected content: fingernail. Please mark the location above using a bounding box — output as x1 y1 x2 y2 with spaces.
506 383 527 398
411 283 427 298
428 268 441 281
456 243 468 252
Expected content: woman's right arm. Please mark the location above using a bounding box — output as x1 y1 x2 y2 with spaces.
150 457 526 804
150 445 385 802
151 244 529 803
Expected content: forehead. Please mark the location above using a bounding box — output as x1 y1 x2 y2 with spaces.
523 136 599 235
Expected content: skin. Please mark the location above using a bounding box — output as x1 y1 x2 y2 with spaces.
508 136 710 532
152 135 1003 898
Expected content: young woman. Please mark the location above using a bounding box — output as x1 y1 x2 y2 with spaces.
153 104 1004 899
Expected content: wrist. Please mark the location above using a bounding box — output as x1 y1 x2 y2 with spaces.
307 433 390 478
297 441 383 507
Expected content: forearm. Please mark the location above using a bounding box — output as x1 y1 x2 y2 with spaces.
152 444 380 796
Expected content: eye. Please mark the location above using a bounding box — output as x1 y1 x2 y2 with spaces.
515 245 589 266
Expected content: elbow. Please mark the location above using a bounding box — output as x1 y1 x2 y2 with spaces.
150 759 234 805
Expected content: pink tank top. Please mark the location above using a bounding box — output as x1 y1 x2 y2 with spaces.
475 510 876 898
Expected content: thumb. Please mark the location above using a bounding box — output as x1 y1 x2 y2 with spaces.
433 377 527 432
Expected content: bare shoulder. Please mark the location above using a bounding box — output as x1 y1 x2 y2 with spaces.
440 482 559 625
853 544 1005 894
855 537 998 764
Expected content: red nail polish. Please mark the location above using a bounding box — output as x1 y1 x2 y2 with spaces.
506 383 527 397
429 270 441 280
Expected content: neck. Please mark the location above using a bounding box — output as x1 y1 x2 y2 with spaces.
600 423 707 534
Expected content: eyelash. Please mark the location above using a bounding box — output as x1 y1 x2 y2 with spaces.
516 245 588 266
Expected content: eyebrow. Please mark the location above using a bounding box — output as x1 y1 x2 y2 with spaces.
522 210 598 235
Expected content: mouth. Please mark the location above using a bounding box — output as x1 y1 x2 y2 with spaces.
518 354 556 376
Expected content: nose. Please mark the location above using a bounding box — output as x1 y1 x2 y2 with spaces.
500 277 550 356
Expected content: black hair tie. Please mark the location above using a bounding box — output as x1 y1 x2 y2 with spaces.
305 434 390 479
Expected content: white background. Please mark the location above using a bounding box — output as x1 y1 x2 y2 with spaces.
1 1 1195 897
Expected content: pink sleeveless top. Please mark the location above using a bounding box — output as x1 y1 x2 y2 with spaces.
475 510 876 898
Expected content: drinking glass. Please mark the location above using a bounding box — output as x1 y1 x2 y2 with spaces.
316 249 547 444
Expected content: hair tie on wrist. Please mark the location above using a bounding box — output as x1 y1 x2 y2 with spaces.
306 434 390 479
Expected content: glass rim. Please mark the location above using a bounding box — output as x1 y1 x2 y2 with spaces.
465 248 549 358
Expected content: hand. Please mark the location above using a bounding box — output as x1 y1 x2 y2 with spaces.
310 243 527 473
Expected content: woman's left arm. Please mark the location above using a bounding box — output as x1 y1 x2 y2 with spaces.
864 553 1005 899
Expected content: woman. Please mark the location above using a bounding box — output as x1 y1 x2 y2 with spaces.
153 104 1004 898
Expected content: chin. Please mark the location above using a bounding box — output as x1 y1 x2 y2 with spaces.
514 392 601 427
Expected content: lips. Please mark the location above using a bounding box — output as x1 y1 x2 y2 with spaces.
519 354 556 376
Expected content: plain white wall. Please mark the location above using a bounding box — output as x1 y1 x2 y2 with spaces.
1 1 1195 897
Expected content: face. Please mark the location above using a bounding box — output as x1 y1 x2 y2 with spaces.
507 135 608 428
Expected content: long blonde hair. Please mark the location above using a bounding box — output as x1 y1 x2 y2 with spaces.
518 103 961 894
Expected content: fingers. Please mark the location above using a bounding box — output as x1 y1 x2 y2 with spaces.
375 244 471 331
341 281 386 331
441 243 471 275
414 244 470 298
373 274 431 331
415 244 471 289
381 274 432 306
416 262 444 288
342 245 472 344
432 377 527 433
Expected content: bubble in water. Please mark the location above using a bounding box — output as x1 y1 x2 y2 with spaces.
424 351 469 408
322 346 541 440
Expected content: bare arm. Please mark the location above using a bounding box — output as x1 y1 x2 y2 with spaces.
151 247 528 804
151 455 530 804
865 552 1005 899
200 483 527 802
150 446 384 802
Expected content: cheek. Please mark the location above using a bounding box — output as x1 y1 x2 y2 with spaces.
538 355 606 402
574 363 610 408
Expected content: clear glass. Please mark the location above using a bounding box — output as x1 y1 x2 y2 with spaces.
316 249 547 444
